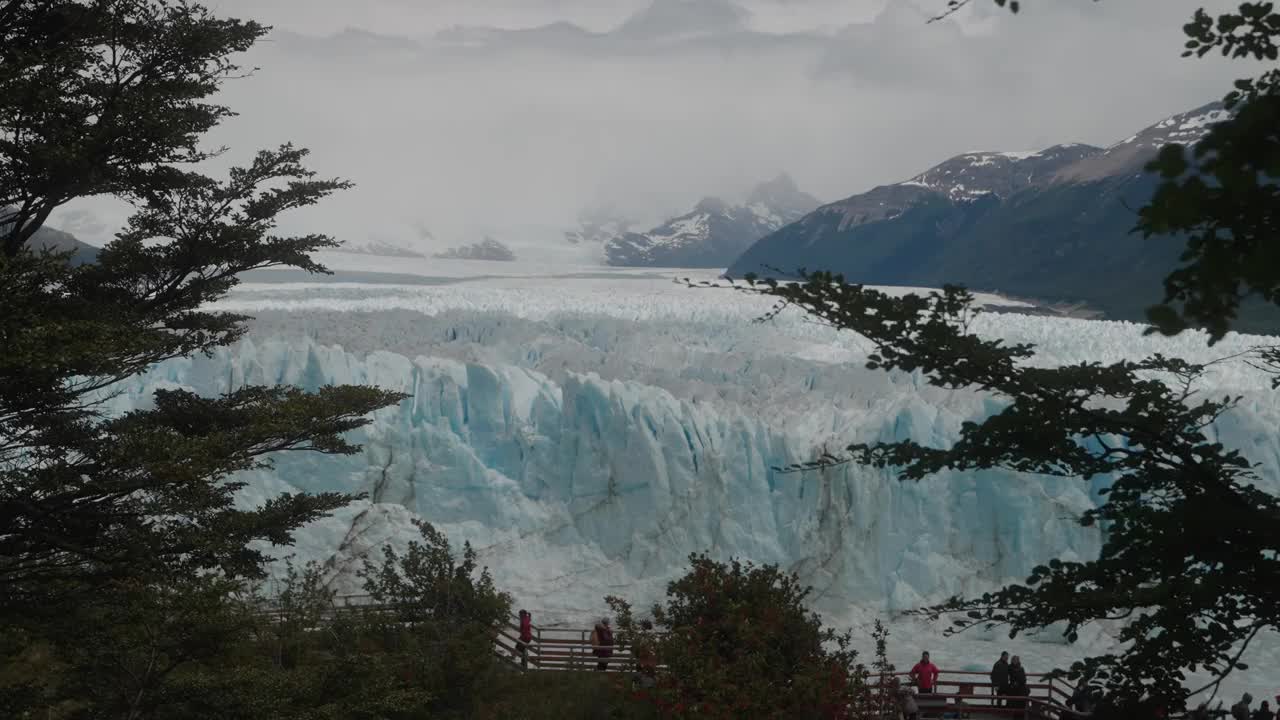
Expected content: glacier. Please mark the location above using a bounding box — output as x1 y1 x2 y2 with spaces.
107 267 1280 698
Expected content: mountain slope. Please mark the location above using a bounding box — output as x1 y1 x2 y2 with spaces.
605 174 820 267
1 212 100 264
727 103 1280 333
30 225 99 264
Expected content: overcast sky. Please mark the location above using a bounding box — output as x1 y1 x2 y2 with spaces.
55 0 1257 258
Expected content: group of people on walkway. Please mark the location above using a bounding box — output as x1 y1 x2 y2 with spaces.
510 610 616 671
1203 692 1279 720
891 650 1042 719
514 620 1275 720
989 651 1033 709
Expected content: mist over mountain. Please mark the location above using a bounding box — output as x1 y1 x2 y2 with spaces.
434 236 517 262
47 0 1240 257
600 174 820 267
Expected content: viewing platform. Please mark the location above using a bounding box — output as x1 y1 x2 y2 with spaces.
258 595 1084 716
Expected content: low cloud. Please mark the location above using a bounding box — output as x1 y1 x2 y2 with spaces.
57 0 1252 258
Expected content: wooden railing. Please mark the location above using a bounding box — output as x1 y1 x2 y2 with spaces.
253 596 1086 713
493 616 636 672
253 595 637 673
871 670 1081 719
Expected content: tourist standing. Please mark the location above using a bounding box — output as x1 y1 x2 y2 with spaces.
591 618 615 671
990 651 1010 707
515 609 533 668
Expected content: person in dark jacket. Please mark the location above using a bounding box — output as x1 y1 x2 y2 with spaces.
591 618 614 671
991 651 1010 707
1253 700 1275 720
1006 656 1029 715
1233 694 1255 720
1068 677 1098 715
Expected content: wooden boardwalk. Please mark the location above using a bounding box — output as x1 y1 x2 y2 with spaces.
258 595 1081 716
870 670 1084 719
492 616 636 673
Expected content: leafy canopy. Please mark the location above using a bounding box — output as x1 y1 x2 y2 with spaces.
354 519 513 718
704 272 1279 714
692 2 1280 711
1 0 405 715
1139 2 1280 342
607 553 871 720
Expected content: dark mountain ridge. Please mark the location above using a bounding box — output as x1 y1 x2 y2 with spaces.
727 103 1279 334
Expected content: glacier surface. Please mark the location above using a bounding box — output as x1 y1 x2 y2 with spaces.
110 268 1280 698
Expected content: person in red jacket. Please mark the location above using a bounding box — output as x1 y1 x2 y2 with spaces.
910 651 940 695
515 609 534 668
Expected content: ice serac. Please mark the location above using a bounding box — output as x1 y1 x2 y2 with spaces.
110 336 1110 616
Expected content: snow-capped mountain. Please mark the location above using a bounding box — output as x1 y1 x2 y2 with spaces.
728 102 1274 332
781 103 1227 239
337 237 427 258
604 174 820 267
903 143 1103 201
1055 102 1229 182
814 143 1103 234
434 236 517 261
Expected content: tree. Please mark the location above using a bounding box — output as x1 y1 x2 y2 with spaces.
1 0 404 606
0 0 259 251
692 2 1279 712
1139 3 1280 342
703 275 1278 715
354 519 513 717
1 0 405 715
606 553 870 720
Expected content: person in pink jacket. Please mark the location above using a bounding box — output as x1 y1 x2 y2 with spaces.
909 651 941 695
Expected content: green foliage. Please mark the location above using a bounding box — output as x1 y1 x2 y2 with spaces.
734 5 1280 711
0 0 267 252
2 522 627 720
606 553 870 720
360 519 512 628
135 523 631 720
470 671 658 720
0 1 406 716
711 274 1280 714
352 518 514 717
1140 3 1280 342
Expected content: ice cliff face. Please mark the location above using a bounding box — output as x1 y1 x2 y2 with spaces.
102 272 1280 629
96 273 1280 695
108 336 1105 617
